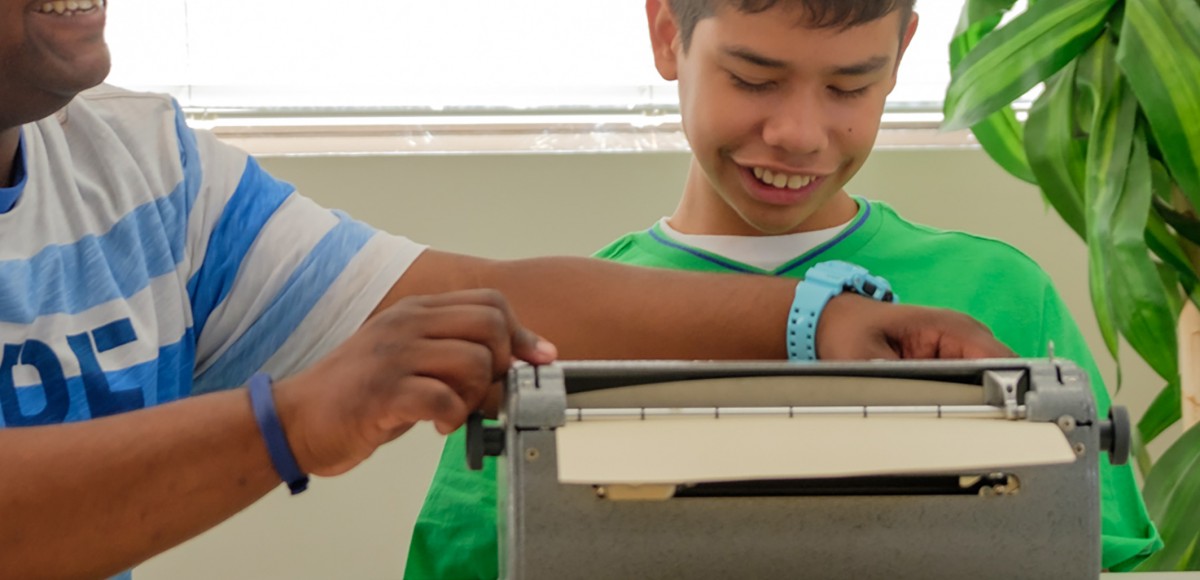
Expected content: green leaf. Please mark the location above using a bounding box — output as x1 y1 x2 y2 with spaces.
1153 197 1200 247
1025 63 1088 239
1080 34 1127 363
1119 0 1200 213
949 0 1036 183
1156 261 1185 323
945 0 1115 131
1147 214 1200 291
1139 421 1200 571
1186 536 1200 570
1078 33 1179 384
1111 125 1181 384
1134 429 1154 478
1139 381 1182 445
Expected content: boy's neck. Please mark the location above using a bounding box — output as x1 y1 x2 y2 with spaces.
0 127 18 189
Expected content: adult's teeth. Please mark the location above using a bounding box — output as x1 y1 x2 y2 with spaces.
40 0 99 13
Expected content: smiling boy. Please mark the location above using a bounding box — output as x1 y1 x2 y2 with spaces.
405 0 1161 576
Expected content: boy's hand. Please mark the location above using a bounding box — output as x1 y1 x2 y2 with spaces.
818 294 1015 360
271 289 557 477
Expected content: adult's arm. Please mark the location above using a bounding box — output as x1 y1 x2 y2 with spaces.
0 290 553 579
383 250 1014 361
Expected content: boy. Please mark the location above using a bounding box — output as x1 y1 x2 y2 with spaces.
405 0 1161 576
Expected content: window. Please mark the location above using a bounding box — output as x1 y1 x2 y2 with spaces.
104 1 973 154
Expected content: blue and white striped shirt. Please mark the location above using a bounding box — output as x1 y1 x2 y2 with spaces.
0 84 421 430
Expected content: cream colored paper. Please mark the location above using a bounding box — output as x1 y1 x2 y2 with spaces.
556 416 1075 485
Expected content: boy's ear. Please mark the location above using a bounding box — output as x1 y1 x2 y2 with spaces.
646 0 682 81
891 12 920 81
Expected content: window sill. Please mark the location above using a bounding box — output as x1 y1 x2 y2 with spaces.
194 111 978 157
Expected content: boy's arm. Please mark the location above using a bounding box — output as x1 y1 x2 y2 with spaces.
0 290 553 579
383 250 1015 361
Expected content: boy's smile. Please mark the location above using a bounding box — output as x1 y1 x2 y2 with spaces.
649 1 917 236
740 164 826 206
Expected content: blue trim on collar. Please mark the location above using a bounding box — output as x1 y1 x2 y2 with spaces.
775 201 872 276
0 130 27 213
646 226 760 274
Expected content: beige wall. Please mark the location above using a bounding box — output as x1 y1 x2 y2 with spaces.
136 147 1165 579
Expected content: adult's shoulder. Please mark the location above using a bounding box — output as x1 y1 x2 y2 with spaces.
63 84 188 151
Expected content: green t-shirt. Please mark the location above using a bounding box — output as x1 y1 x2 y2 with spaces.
404 199 1161 578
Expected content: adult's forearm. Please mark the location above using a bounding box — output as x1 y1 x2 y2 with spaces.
389 251 794 359
0 389 277 579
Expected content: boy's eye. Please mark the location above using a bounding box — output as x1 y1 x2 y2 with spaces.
729 72 775 93
829 85 871 99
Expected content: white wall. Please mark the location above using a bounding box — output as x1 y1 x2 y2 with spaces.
136 147 1165 579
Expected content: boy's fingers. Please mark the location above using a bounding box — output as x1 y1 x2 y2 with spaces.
900 312 1013 359
862 338 901 361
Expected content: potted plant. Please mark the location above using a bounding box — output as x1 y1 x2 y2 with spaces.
943 0 1200 570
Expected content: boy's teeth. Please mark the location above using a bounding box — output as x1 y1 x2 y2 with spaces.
752 167 815 190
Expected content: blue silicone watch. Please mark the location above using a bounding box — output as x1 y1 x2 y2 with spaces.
787 260 897 361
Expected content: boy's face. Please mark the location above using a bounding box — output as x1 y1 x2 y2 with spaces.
649 1 917 235
0 0 110 128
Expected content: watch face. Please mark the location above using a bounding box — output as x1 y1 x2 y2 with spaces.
810 260 895 302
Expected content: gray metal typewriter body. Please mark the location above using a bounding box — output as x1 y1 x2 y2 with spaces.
466 359 1129 580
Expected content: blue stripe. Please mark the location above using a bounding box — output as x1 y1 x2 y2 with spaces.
186 157 294 339
0 106 201 324
0 130 27 213
193 215 375 394
0 331 195 428
776 201 872 276
646 227 760 273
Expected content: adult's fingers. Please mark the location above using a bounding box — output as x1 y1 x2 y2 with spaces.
409 290 556 365
407 338 501 411
374 375 471 435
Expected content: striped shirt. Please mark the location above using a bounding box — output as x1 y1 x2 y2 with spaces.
0 84 422 428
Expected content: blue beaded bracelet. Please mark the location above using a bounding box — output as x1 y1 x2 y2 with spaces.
248 372 310 495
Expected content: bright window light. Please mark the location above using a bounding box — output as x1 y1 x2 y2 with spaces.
104 0 970 115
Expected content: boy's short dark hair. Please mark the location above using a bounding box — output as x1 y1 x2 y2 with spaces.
668 0 916 50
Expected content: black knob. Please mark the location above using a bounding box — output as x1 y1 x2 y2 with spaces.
465 412 506 470
1099 406 1131 466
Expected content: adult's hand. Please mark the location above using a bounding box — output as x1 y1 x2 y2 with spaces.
817 294 1015 360
273 289 556 477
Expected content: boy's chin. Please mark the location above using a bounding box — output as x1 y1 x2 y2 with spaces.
742 214 817 236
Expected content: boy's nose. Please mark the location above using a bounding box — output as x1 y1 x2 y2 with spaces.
761 98 828 156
